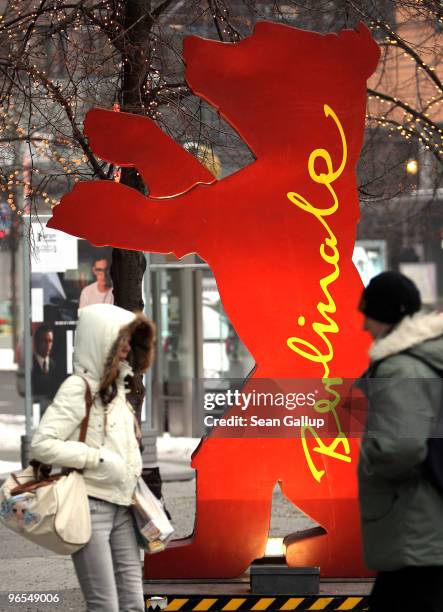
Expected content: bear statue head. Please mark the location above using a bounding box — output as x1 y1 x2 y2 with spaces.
183 21 380 160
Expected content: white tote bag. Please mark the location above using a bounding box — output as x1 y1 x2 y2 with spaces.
0 376 93 555
0 467 91 555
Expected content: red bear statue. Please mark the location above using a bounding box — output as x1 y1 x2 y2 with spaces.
48 21 380 577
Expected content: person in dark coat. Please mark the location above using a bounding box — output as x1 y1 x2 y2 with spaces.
357 271 443 612
32 324 59 403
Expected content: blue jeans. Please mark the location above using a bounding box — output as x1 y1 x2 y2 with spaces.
72 498 144 612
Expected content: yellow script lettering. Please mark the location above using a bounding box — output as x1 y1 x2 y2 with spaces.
285 104 351 481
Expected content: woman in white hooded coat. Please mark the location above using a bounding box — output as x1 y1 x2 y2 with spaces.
31 303 156 612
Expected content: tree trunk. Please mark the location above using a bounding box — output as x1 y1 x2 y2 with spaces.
111 0 152 420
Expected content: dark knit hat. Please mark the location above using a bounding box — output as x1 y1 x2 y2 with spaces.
359 271 421 325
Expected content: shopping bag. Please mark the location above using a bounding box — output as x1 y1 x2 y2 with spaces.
132 478 174 553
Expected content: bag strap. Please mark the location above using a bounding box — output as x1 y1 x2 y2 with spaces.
78 376 94 443
10 473 65 496
29 376 94 482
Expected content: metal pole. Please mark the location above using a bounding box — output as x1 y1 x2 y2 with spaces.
141 252 158 466
21 216 33 466
144 251 153 430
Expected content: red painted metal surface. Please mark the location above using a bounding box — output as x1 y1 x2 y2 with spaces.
48 21 380 578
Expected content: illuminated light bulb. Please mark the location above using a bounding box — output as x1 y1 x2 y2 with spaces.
406 159 418 175
265 537 286 557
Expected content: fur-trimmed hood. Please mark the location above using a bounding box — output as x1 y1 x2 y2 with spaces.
73 303 155 390
370 311 443 365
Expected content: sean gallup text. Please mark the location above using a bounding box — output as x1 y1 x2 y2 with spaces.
204 415 325 429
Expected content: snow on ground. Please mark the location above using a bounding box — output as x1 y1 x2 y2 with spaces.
0 415 25 475
0 417 198 459
0 414 24 450
0 460 21 473
156 434 200 463
0 349 17 371
0 426 200 477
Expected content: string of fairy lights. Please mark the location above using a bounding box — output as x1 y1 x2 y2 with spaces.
0 0 441 221
365 16 442 162
0 102 90 217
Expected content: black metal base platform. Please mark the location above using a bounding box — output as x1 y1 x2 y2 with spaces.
144 578 372 610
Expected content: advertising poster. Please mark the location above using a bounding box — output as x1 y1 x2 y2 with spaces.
353 240 387 286
400 262 438 306
30 221 113 416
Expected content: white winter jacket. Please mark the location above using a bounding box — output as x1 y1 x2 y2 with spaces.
31 304 155 507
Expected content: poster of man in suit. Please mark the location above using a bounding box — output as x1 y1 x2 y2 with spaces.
31 323 61 414
29 221 113 417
